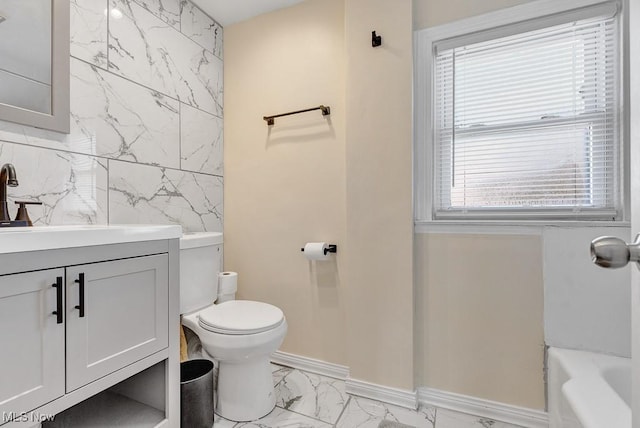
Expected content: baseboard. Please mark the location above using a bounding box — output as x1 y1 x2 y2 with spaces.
271 351 349 380
271 351 417 409
271 351 546 426
346 378 417 410
418 387 549 428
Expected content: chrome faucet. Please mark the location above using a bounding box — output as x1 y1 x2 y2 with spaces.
0 163 18 222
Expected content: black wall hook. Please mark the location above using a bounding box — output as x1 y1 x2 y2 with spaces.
372 31 382 47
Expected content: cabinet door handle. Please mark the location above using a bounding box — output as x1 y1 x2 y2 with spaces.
51 276 63 324
74 273 85 318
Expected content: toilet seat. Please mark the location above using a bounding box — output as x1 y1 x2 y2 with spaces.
198 300 284 335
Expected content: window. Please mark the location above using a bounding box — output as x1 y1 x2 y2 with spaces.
416 1 623 221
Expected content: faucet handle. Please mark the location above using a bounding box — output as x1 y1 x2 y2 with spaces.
14 201 42 226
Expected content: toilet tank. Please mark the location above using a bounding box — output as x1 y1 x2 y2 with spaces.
180 232 223 314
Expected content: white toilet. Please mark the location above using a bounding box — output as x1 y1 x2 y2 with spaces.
179 232 288 422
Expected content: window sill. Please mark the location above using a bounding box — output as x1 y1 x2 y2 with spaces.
414 219 631 235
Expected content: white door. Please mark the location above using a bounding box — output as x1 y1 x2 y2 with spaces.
65 255 169 392
0 269 65 417
591 3 639 426
630 0 640 426
632 0 640 425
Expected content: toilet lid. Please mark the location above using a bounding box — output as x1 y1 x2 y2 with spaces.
198 300 284 335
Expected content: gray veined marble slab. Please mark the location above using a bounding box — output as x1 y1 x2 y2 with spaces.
213 415 237 428
180 103 223 175
0 119 64 154
0 59 180 168
108 0 224 116
71 0 108 67
271 364 293 387
229 407 333 428
335 396 436 428
131 0 181 29
0 142 107 226
275 369 348 425
420 406 437 428
434 409 524 428
180 1 223 59
108 160 223 232
71 58 180 168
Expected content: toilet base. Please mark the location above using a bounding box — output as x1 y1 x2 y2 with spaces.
216 357 276 422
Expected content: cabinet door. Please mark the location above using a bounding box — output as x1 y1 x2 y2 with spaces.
0 269 65 416
65 255 168 392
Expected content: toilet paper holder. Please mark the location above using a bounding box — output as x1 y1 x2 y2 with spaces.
300 244 337 255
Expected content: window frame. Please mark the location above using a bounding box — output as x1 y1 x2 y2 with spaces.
413 0 629 225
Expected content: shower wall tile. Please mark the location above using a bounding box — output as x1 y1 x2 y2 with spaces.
0 0 223 232
70 58 180 168
131 0 181 29
108 0 224 116
109 160 223 232
214 27 223 60
0 142 107 225
180 1 223 59
0 119 68 153
0 59 181 169
70 0 108 67
180 103 223 175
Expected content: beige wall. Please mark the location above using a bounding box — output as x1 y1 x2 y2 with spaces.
224 0 348 364
415 233 545 409
412 0 542 411
225 0 415 388
413 0 533 30
225 0 547 402
344 0 414 389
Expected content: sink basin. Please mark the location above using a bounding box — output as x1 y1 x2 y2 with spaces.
0 224 182 254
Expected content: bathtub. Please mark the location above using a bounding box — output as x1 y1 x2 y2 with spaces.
548 347 631 428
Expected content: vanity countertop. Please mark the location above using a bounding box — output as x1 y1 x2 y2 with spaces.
0 224 182 254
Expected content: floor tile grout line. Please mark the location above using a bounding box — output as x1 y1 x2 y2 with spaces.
271 365 349 427
261 367 513 428
271 363 293 389
272 373 288 389
273 404 341 427
332 395 352 428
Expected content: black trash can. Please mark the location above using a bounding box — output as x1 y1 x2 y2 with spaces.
181 359 214 428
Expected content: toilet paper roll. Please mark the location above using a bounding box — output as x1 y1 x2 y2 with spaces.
218 272 238 294
303 242 330 261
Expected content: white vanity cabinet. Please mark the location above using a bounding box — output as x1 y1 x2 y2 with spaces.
0 269 65 419
0 226 180 428
65 255 168 392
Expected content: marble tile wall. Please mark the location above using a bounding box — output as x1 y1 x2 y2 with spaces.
0 0 223 232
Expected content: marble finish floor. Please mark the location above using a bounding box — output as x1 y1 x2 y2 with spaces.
212 364 525 428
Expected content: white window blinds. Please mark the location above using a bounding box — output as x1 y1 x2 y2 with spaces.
433 3 621 220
